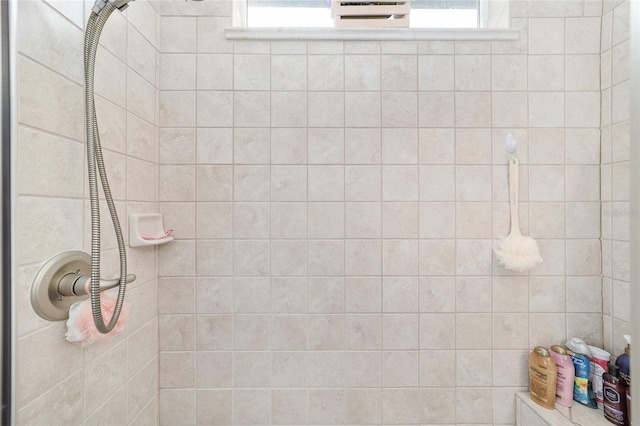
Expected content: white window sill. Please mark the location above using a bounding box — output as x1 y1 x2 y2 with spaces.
224 27 520 41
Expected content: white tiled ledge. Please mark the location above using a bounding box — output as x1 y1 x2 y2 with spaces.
225 27 520 41
516 392 611 426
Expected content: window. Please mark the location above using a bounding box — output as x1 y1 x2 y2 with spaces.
245 0 492 29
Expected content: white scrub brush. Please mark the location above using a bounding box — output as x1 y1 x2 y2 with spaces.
494 135 543 272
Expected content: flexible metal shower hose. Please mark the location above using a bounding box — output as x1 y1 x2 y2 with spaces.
85 3 128 334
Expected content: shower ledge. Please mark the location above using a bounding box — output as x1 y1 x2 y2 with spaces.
516 391 611 426
225 27 520 41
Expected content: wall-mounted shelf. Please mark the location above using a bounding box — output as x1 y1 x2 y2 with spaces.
129 213 174 247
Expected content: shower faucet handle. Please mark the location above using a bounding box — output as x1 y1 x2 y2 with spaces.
57 271 137 297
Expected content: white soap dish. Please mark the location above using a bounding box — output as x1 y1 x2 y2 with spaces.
129 213 174 247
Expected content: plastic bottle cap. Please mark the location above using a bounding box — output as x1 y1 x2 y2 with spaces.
609 364 620 376
588 345 611 360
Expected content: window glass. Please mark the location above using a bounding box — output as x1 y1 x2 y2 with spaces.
247 0 480 28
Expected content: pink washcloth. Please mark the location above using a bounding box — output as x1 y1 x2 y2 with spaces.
65 287 130 345
141 229 173 240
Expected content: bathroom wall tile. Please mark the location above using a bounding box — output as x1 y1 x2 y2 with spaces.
346 389 381 424
17 372 83 426
420 388 456 423
272 55 307 91
197 239 235 275
566 92 601 128
309 128 344 164
159 128 194 164
309 241 345 275
345 92 381 127
456 313 492 349
272 315 308 350
309 165 344 201
492 55 527 91
195 278 232 314
233 390 271 425
196 351 232 388
567 17 602 54
383 166 419 201
234 277 270 313
455 55 491 91
196 390 232 425
383 277 419 313
308 92 345 127
272 389 307 424
308 389 345 425
529 18 565 54
308 203 344 239
456 277 492 312
528 55 565 91
271 166 307 201
196 17 233 53
160 390 195 426
271 202 307 238
382 55 418 91
345 277 382 313
159 17 196 53
197 53 233 90
382 92 418 127
383 240 419 276
159 278 195 314
272 351 308 386
160 352 194 389
419 92 455 127
234 91 271 127
309 351 344 387
309 314 344 350
234 315 271 351
457 350 493 386
382 388 419 425
566 55 601 91
234 352 270 387
419 55 454 91
345 352 382 387
195 128 232 164
529 92 565 127
18 57 84 141
346 314 382 350
196 91 233 127
271 240 307 276
455 92 492 128
492 92 528 127
272 92 308 127
383 351 419 387
234 240 270 276
494 314 530 349
309 55 344 91
345 166 382 201
345 55 381 91
420 313 456 349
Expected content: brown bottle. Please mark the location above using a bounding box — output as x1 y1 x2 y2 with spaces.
529 346 557 409
603 364 629 426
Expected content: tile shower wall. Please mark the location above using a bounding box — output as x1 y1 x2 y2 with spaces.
156 1 605 424
601 0 631 357
15 0 160 424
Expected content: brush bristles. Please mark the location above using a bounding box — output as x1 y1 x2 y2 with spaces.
494 234 543 272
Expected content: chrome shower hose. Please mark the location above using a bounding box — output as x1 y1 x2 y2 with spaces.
85 3 128 334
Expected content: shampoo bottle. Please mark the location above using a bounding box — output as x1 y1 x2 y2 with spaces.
529 346 557 409
603 364 629 426
589 345 612 406
566 338 598 408
550 345 575 407
615 335 631 387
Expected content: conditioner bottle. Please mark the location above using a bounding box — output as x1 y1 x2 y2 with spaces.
529 346 557 409
603 364 628 426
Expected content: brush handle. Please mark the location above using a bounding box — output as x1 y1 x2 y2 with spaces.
508 158 522 236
